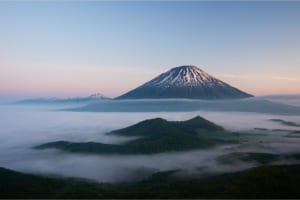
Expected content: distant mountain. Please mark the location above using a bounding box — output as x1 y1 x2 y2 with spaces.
68 97 300 115
35 116 237 154
116 65 253 99
16 93 111 104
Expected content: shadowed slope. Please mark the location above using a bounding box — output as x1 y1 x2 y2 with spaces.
1 164 300 198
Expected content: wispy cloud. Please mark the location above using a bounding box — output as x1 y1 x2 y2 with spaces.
215 73 300 82
272 76 300 82
215 74 258 79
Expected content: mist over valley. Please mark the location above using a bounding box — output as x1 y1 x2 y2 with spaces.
1 96 300 183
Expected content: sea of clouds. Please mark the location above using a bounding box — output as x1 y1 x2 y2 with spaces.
0 96 300 182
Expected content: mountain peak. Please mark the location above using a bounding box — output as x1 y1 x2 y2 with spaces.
89 93 107 99
116 65 253 99
151 65 215 87
171 65 201 70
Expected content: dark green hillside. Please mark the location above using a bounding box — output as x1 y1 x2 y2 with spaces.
172 116 224 132
109 118 178 137
0 167 109 199
110 116 224 137
2 164 300 198
35 116 236 154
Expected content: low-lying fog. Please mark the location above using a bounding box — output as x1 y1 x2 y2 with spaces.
1 97 300 182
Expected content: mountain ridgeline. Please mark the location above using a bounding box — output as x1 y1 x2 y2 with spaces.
116 65 253 99
16 93 111 104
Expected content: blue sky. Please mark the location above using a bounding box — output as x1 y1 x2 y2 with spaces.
0 1 300 100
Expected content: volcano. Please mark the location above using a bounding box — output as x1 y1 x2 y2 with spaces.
116 65 253 99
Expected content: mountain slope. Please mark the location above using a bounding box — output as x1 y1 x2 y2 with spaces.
35 116 235 154
116 65 252 99
2 165 300 198
110 116 224 137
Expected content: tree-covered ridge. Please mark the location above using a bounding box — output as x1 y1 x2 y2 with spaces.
35 116 236 154
110 116 224 137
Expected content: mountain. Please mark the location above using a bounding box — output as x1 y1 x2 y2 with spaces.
35 116 237 154
16 93 111 104
116 65 253 99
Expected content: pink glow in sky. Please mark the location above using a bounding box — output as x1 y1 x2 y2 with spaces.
0 2 300 100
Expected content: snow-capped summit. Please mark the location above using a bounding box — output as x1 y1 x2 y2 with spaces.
116 65 253 99
145 65 226 88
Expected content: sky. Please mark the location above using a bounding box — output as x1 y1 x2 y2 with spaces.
0 1 300 100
